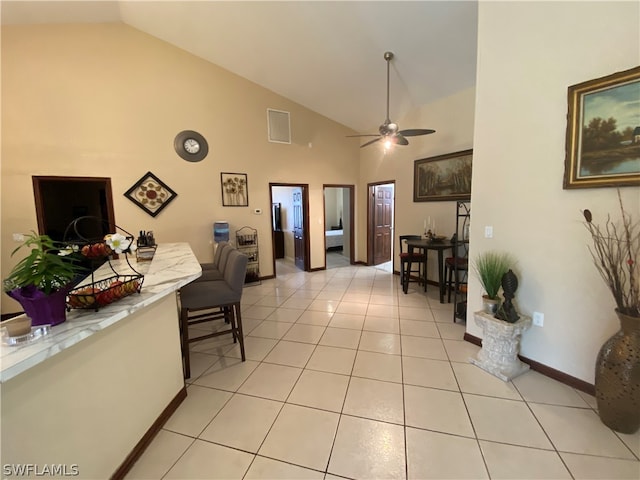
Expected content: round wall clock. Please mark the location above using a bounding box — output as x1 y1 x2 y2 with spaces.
174 130 208 162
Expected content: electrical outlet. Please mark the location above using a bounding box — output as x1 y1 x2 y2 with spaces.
484 226 493 238
533 311 544 327
12 233 24 242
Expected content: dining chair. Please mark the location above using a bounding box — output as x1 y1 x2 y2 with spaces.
399 235 427 293
445 233 469 303
178 248 248 379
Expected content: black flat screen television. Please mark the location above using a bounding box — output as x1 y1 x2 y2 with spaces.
272 203 282 231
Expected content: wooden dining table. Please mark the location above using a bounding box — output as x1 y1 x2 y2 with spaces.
404 238 454 303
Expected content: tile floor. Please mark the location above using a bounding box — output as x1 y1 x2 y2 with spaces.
127 264 640 480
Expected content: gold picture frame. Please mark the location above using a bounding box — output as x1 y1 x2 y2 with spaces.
413 149 473 202
563 66 640 189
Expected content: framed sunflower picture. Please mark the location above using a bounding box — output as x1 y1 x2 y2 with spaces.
124 171 178 217
221 172 249 207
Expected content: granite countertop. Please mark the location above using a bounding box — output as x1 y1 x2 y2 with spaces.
0 243 202 382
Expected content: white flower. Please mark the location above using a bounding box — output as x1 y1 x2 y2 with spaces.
105 233 131 254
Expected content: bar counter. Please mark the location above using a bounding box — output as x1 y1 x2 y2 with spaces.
1 243 201 478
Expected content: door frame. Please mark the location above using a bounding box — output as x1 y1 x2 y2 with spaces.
269 182 310 276
367 180 395 266
33 176 116 237
323 184 355 266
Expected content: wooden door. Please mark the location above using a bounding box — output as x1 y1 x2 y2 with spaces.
293 188 305 270
372 184 393 265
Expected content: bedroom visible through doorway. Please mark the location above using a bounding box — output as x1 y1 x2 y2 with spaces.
323 185 354 270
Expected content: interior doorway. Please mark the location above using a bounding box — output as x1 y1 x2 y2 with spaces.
269 183 310 276
367 181 395 269
323 184 354 269
33 176 116 242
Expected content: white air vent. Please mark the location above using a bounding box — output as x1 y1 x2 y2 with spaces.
267 108 291 144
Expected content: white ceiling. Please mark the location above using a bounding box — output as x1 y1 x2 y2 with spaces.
1 1 478 134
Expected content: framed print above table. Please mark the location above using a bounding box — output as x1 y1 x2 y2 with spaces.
413 149 473 202
563 66 640 189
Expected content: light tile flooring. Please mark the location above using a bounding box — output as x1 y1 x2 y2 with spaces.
127 264 640 480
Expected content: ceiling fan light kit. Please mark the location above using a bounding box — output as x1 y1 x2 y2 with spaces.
348 51 435 148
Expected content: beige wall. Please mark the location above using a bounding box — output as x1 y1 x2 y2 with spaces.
1 23 360 313
324 187 343 229
470 1 640 382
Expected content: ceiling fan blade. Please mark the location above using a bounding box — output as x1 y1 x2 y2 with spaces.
346 134 380 138
360 137 382 148
398 129 436 137
395 134 409 146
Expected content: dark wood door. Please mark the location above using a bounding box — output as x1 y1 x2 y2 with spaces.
373 184 393 265
293 188 305 270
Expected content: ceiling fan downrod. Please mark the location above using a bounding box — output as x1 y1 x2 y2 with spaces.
384 51 393 125
346 50 435 148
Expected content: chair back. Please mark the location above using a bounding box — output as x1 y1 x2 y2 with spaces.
213 241 229 268
450 233 469 260
217 243 234 275
224 249 249 295
399 235 422 255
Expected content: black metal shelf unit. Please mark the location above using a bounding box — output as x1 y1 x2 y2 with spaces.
236 226 261 284
453 201 470 322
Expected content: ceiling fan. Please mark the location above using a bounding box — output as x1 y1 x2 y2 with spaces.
348 51 435 148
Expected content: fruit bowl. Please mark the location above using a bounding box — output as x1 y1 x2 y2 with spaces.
67 274 143 311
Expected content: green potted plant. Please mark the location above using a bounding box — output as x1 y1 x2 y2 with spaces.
470 251 531 382
472 250 514 314
582 190 639 434
3 232 85 327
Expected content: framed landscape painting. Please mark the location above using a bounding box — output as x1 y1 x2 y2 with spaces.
563 66 640 189
413 149 473 202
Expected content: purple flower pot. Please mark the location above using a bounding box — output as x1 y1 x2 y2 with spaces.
6 285 68 326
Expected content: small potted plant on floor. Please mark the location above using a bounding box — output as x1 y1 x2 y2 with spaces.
472 251 514 314
3 232 85 327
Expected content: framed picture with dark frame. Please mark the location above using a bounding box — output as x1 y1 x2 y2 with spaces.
413 149 473 202
221 172 249 207
563 66 640 189
124 171 178 217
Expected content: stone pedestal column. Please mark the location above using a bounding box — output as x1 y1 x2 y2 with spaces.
470 310 532 381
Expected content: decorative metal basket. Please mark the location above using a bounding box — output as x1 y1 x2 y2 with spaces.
63 216 144 311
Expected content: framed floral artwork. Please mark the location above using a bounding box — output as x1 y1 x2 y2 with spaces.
563 66 640 189
221 172 249 206
124 171 178 217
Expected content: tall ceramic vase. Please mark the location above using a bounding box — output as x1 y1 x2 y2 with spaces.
594 309 640 434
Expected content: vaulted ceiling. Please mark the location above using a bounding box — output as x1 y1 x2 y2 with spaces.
1 1 478 133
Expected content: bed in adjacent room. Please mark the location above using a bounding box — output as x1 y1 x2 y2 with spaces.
325 229 344 251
